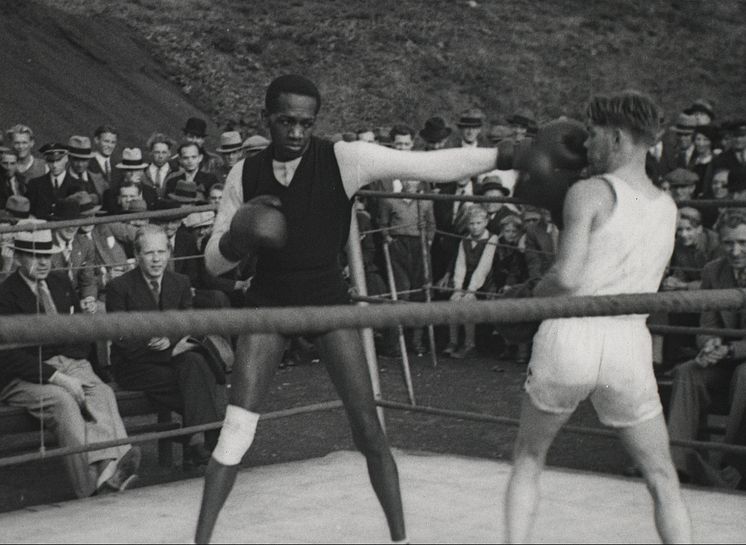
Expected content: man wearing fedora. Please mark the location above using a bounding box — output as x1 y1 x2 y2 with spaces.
49 197 98 312
181 117 222 175
215 131 244 182
25 143 82 219
73 191 133 293
0 147 25 209
67 135 108 201
165 142 220 199
144 133 176 198
506 109 538 141
455 108 487 148
103 148 158 212
88 125 120 186
660 113 698 174
0 221 141 497
419 116 452 151
241 135 270 157
684 98 715 127
715 120 746 172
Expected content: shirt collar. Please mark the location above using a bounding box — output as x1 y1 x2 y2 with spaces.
272 156 303 187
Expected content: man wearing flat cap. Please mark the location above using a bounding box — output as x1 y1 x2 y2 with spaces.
0 222 140 497
67 135 108 201
665 167 699 204
25 143 82 219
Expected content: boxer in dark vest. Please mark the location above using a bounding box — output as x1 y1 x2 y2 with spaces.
195 75 584 543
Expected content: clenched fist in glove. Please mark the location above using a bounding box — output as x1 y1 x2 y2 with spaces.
497 119 588 228
218 194 288 262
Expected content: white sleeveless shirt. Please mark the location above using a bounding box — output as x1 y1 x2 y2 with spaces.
574 174 677 297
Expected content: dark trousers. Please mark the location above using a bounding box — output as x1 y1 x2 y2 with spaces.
668 358 746 480
114 351 222 430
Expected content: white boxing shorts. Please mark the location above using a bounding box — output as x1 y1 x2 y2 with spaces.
524 316 662 428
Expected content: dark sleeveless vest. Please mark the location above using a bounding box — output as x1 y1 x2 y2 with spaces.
461 237 490 290
240 136 352 306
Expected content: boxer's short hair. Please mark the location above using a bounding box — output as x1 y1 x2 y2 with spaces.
265 74 321 114
586 91 661 147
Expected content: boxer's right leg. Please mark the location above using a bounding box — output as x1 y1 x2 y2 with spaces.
195 333 287 544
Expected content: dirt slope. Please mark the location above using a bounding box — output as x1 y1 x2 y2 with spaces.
0 0 218 150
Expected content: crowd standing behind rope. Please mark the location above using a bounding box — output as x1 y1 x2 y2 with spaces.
0 98 745 498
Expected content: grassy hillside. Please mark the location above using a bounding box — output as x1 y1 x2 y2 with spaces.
25 0 746 141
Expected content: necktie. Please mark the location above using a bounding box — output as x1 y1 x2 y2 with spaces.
38 281 57 315
736 268 746 288
149 279 160 306
104 159 111 181
454 189 465 218
155 167 163 192
63 244 74 282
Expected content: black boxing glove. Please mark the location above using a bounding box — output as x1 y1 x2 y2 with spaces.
218 194 287 262
510 119 589 228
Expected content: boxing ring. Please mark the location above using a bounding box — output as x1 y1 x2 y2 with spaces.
1 195 746 543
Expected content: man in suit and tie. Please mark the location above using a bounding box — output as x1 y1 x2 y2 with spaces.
144 132 176 198
89 125 119 186
667 208 746 488
67 136 108 201
106 225 223 469
660 113 698 175
25 143 82 219
0 222 140 497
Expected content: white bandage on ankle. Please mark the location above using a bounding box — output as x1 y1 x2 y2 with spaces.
211 405 260 466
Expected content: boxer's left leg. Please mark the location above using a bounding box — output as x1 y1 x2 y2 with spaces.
315 328 406 542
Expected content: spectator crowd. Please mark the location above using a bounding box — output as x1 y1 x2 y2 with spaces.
1 96 746 496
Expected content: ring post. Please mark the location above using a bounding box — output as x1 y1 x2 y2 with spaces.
346 211 386 426
381 238 417 405
417 197 439 368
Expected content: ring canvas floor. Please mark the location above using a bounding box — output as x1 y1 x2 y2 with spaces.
1 449 744 543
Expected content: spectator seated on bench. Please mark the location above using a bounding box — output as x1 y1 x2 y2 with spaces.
666 210 746 488
0 223 140 497
106 225 223 470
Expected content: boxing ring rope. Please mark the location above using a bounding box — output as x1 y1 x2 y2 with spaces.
0 203 217 234
1 289 744 345
2 192 745 475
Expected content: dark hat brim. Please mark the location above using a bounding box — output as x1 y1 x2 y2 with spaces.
216 144 243 153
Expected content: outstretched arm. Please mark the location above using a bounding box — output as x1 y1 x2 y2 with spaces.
336 141 498 198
